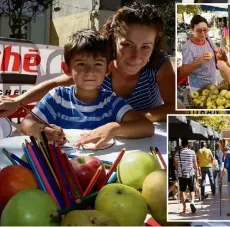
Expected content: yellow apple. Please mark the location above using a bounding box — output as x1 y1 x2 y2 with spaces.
216 97 226 106
208 84 216 90
220 89 228 97
213 89 219 95
191 91 199 99
225 104 230 109
217 106 225 109
211 95 217 100
200 96 206 101
224 91 230 100
202 89 210 96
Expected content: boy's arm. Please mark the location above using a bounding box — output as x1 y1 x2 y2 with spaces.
0 74 73 117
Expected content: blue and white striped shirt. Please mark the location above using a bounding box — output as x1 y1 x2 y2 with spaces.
32 86 133 129
100 64 166 110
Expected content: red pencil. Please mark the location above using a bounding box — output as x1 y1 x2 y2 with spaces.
62 153 84 197
83 166 103 197
155 147 166 169
48 144 70 206
100 148 125 188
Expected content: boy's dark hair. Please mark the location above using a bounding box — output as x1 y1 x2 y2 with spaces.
64 29 112 66
101 1 165 69
181 139 189 147
190 15 208 29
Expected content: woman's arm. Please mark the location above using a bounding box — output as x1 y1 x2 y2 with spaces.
137 59 176 122
0 74 73 117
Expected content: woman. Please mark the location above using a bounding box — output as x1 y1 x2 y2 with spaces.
180 15 225 92
0 2 175 120
0 2 175 144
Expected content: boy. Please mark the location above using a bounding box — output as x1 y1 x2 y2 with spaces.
20 29 153 149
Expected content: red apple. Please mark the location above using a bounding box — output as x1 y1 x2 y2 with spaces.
0 165 38 212
70 156 106 192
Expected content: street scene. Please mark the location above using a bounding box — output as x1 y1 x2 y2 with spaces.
168 115 230 222
177 4 230 109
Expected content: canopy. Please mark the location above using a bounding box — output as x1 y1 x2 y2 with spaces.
200 5 228 12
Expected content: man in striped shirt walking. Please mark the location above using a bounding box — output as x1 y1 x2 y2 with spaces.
174 139 199 213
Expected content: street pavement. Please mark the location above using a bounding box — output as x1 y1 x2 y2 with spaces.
168 173 230 222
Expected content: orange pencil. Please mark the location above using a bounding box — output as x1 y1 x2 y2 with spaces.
100 148 125 188
83 166 103 197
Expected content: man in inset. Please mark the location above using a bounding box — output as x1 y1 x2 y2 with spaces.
196 141 215 200
174 139 199 213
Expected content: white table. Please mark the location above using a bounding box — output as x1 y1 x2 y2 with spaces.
0 122 167 169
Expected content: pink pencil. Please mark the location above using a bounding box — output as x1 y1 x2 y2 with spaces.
27 144 59 207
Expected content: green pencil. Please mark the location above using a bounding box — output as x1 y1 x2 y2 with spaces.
2 148 18 165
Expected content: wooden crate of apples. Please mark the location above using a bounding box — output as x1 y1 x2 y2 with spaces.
189 82 230 109
0 146 170 226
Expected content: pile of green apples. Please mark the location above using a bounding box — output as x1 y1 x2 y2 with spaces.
190 84 230 109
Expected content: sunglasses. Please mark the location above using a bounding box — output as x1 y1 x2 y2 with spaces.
195 28 208 34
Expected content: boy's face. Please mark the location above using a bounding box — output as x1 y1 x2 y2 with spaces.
68 53 107 90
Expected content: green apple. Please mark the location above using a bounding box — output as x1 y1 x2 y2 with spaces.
95 183 148 226
142 170 166 225
200 96 206 101
213 89 219 95
206 97 212 103
117 151 160 190
225 103 230 109
217 106 225 109
191 91 199 99
225 91 230 100
1 189 59 226
220 89 228 97
216 97 226 106
208 104 217 109
208 84 216 90
61 210 118 226
211 94 217 100
202 89 209 96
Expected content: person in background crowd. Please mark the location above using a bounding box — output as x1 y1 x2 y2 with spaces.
213 142 223 189
196 141 215 200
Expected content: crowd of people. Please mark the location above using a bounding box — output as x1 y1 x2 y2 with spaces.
169 139 230 214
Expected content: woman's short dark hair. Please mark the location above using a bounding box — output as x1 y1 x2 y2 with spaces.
101 1 165 68
64 29 112 66
190 15 208 29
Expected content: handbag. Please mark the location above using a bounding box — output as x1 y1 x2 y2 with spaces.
213 159 219 171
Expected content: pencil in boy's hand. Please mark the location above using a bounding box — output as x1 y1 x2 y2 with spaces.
20 103 67 141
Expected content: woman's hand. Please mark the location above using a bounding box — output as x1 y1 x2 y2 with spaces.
75 123 116 150
215 48 228 62
0 96 19 117
217 60 228 71
195 52 213 64
43 124 66 145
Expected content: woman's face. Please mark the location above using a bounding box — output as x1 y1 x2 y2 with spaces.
115 24 156 75
192 22 208 41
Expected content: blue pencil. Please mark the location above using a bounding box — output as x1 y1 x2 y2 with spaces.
107 172 117 184
9 152 31 170
22 144 47 192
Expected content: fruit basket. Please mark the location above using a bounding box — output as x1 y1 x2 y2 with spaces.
187 81 230 109
0 134 167 226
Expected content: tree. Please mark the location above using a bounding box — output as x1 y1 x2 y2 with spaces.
187 116 230 132
177 5 201 15
0 0 54 39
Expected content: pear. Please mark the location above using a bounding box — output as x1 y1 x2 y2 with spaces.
142 170 166 225
61 210 119 226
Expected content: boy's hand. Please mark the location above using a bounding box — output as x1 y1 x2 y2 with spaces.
0 96 19 117
75 123 116 150
43 124 66 145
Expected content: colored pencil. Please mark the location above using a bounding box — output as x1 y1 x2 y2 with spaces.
38 142 60 189
52 191 98 217
149 146 161 168
55 145 75 205
100 148 125 188
61 153 79 201
83 166 103 197
31 144 63 209
2 148 18 165
155 147 166 169
27 144 57 202
9 152 31 170
102 160 113 165
107 172 117 184
22 144 46 191
62 153 83 197
48 144 70 206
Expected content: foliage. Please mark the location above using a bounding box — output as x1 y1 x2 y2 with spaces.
187 116 230 133
0 0 54 38
177 5 201 15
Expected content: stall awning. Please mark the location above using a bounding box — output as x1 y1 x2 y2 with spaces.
200 5 228 12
